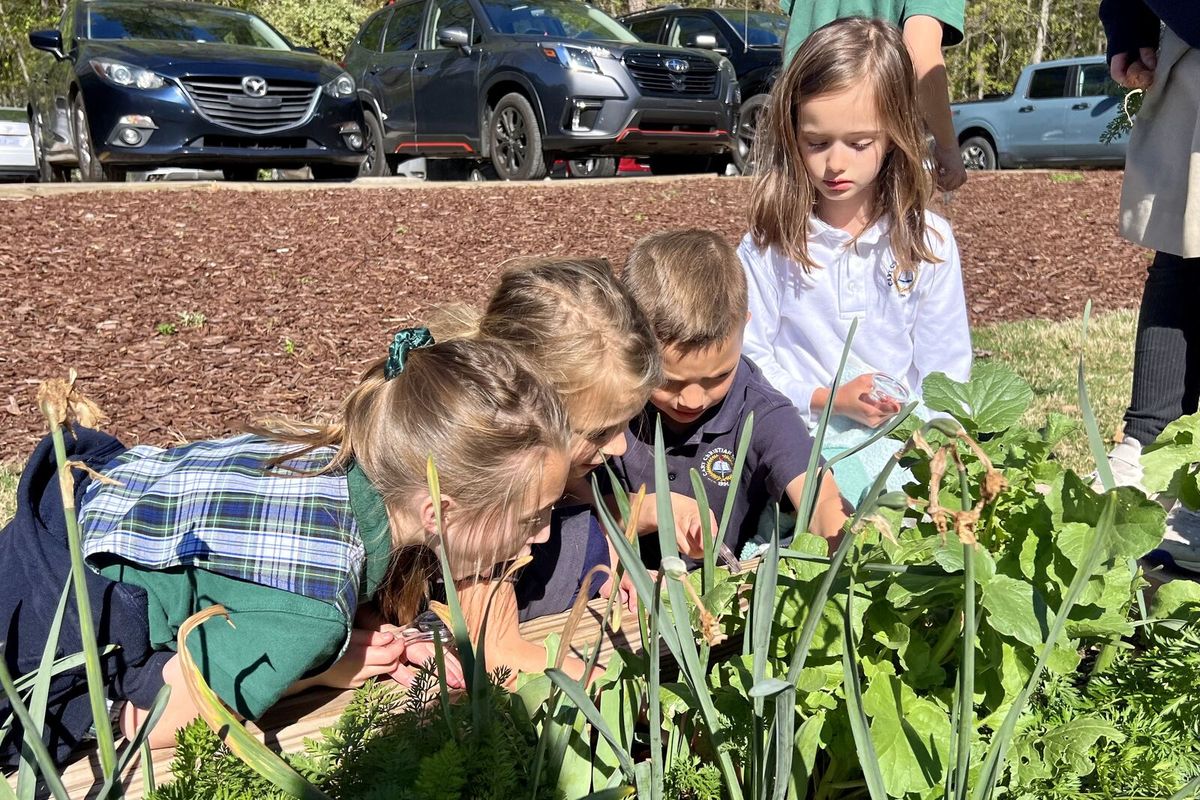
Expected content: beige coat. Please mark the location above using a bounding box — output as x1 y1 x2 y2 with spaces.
1120 27 1200 258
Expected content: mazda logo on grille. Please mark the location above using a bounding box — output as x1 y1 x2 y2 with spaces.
241 76 268 97
664 58 690 74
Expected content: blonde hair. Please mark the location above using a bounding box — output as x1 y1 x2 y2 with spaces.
436 258 662 433
748 17 938 274
256 337 570 624
624 229 748 352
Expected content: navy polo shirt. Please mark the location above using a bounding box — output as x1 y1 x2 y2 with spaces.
607 356 816 566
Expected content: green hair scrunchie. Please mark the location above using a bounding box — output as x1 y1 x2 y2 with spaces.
385 326 435 380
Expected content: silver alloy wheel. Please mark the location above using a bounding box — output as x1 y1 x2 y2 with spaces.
961 143 990 170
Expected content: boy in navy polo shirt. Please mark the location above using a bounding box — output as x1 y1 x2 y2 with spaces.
611 229 848 567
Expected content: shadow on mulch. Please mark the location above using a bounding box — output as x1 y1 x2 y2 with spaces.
0 171 1147 461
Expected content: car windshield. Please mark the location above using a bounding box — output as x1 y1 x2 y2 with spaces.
86 3 291 49
717 10 787 47
482 0 638 43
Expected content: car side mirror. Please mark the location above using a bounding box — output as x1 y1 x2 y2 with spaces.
29 30 66 60
437 26 472 54
687 33 718 50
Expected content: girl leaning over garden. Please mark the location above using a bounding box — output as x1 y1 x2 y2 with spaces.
433 258 667 651
739 16 972 506
0 333 571 767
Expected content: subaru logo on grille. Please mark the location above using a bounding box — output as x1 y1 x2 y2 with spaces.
241 76 268 97
665 58 690 74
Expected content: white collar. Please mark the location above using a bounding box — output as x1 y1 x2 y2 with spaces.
807 213 889 247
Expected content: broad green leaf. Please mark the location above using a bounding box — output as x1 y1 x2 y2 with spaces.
922 363 1034 434
1040 716 1124 778
981 574 1051 649
1051 473 1166 562
861 661 951 798
933 540 997 586
1142 413 1200 495
1151 580 1200 624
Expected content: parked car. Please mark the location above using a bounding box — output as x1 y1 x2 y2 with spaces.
342 0 738 181
951 55 1127 170
619 6 785 172
0 108 37 181
26 0 367 182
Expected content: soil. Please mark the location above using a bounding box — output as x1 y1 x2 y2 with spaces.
0 170 1148 463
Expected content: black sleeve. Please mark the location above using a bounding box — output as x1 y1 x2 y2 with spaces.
1099 0 1162 63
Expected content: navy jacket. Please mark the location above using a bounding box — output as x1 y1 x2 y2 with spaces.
1100 0 1200 61
0 427 169 768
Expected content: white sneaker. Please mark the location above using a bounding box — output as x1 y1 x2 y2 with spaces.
1102 437 1145 492
1151 503 1200 574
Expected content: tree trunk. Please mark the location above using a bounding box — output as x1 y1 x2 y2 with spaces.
1031 0 1052 63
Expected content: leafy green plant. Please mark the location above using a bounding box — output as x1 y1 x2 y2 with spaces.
155 322 177 337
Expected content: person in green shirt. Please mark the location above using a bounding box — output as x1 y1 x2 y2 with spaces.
782 0 967 192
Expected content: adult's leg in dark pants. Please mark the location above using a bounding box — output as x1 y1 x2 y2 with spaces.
1123 251 1200 446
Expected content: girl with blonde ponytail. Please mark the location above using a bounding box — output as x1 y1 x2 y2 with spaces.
0 330 571 764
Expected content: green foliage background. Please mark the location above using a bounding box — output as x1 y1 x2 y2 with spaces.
0 0 1107 108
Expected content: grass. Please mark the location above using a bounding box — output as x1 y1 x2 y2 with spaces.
1 465 16 528
0 311 1138 528
973 308 1136 474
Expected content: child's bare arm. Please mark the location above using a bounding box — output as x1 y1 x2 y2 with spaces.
784 472 851 549
456 579 589 684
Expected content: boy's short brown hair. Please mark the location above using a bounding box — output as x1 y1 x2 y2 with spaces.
623 229 748 352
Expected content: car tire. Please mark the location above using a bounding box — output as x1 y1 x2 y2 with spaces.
567 157 617 179
648 155 724 176
31 114 68 183
488 92 547 181
310 164 359 181
222 168 259 181
959 135 997 171
358 110 389 178
732 93 768 175
71 96 124 182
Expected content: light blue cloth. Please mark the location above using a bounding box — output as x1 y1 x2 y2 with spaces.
817 355 927 508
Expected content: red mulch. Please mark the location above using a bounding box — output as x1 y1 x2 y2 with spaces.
0 171 1147 463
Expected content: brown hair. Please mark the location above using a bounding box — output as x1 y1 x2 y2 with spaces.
256 337 570 624
435 258 662 434
624 229 748 352
748 17 938 274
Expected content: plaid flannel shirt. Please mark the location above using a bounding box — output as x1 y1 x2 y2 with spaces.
78 434 366 625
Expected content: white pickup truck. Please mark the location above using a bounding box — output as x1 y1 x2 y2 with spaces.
951 55 1128 170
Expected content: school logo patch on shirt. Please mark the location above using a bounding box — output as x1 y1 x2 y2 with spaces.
701 447 736 487
883 262 918 296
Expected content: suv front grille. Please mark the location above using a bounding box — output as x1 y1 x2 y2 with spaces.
179 76 319 133
624 51 719 98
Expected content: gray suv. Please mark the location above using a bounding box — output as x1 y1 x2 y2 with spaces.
343 0 738 180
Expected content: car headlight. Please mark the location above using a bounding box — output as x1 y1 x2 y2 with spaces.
540 44 606 74
89 58 165 89
323 73 355 98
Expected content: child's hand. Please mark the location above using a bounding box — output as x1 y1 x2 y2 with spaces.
833 375 902 428
402 636 466 690
598 566 639 615
312 628 410 690
636 492 718 558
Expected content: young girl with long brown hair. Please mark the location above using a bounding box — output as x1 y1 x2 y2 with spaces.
739 17 971 503
0 333 570 765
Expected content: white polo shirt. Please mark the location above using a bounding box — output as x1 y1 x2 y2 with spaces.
738 212 972 427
